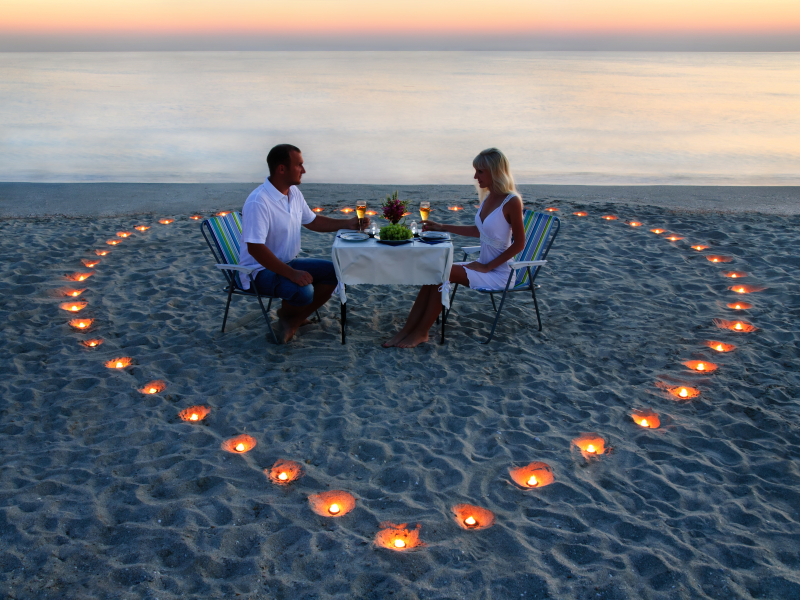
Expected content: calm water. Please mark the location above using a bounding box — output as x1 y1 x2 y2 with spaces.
1 51 799 185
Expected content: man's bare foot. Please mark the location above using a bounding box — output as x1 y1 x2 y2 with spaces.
382 329 410 348
277 307 312 327
396 332 429 348
274 316 303 344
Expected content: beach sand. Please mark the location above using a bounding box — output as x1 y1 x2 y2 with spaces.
1 186 799 599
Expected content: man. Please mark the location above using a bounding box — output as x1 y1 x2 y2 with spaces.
239 144 367 343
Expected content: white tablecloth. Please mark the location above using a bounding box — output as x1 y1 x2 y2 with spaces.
331 230 454 307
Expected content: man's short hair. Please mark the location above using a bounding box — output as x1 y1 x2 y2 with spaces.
267 144 301 175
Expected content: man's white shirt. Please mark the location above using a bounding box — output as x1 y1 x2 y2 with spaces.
238 178 316 290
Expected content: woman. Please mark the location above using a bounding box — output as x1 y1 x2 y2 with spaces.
383 148 525 348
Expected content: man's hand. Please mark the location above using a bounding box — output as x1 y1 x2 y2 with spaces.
464 261 491 273
422 220 444 232
290 269 313 287
348 216 370 230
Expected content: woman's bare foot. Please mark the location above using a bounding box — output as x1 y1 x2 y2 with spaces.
382 329 410 348
396 332 429 348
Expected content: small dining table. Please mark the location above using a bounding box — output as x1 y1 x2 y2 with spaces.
331 230 454 343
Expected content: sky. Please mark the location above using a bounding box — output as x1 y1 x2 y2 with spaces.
1 0 799 51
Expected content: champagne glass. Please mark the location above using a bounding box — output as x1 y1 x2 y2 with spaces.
420 201 430 227
356 201 367 231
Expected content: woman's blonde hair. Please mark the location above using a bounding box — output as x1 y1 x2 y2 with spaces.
472 148 521 202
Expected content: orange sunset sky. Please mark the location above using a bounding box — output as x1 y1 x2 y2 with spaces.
2 0 799 50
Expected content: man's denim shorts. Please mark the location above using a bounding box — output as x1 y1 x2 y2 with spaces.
253 258 338 307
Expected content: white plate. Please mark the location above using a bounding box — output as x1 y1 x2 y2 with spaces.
420 231 450 240
339 232 369 242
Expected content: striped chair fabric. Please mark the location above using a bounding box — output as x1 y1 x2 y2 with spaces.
512 210 556 288
205 212 246 289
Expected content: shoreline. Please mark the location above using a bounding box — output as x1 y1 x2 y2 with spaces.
1 183 799 218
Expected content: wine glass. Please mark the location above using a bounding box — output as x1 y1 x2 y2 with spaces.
356 201 367 231
420 201 430 226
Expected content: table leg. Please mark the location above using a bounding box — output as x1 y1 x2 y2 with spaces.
341 302 346 344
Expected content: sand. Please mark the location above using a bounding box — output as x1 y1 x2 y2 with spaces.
1 186 799 599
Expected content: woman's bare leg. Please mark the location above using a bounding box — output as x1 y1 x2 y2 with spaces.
383 285 438 347
395 265 470 348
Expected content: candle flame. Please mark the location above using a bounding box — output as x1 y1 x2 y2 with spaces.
90 342 96 346
586 444 596 453
464 516 476 526
394 538 406 548
71 306 78 311
190 216 201 220
650 229 663 234
716 344 723 351
235 443 245 452
180 405 210 422
696 363 704 371
328 503 340 515
738 287 745 293
527 475 538 487
278 472 288 481
148 387 157 394
679 388 688 397
732 274 737 278
78 322 86 327
572 212 587 216
78 276 85 281
115 361 123 368
545 207 558 212
312 207 323 213
712 258 718 262
216 212 229 216
735 322 742 330
640 419 649 427
190 413 198 421
629 221 641 226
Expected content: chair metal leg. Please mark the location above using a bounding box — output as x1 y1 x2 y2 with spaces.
482 288 510 344
532 286 542 332
254 290 278 344
340 302 346 344
315 310 321 322
221 285 235 333
444 283 459 321
490 293 498 312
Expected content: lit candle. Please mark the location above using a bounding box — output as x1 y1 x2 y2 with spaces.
586 444 596 453
278 472 288 481
148 387 157 394
650 229 663 234
738 287 745 293
328 503 340 515
696 363 705 371
629 221 642 227
115 361 123 368
312 207 324 213
716 344 723 351
679 388 688 398
712 258 718 262
573 212 587 216
735 322 743 330
89 341 97 346
190 413 198 421
394 538 406 549
464 516 477 527
527 475 538 487
235 443 245 452
640 419 649 428
190 216 201 220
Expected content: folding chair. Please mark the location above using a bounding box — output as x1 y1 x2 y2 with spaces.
200 212 279 342
444 210 560 344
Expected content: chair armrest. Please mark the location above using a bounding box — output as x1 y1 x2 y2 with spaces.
215 264 257 274
510 260 547 269
461 246 481 255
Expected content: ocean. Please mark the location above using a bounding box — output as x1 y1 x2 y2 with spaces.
1 51 799 185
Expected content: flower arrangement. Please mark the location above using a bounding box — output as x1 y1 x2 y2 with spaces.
382 191 409 225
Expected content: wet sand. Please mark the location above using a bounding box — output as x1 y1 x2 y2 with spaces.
1 187 799 599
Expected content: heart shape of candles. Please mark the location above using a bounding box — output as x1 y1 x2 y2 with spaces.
601 215 617 220
178 405 210 422
704 340 736 353
59 301 88 312
632 409 660 429
508 462 554 489
66 271 94 282
308 490 355 518
729 284 765 294
139 380 166 394
713 318 757 333
374 523 425 551
683 360 718 373
116 231 132 238
722 271 748 278
691 245 709 251
81 338 103 348
572 212 587 216
221 434 256 453
68 318 93 330
706 255 732 263
726 301 753 310
159 219 173 224
572 433 607 458
135 225 150 231
105 357 132 369
266 459 304 485
95 249 110 256
452 504 495 530
81 259 100 268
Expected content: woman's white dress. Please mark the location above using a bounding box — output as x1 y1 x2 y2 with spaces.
456 193 517 290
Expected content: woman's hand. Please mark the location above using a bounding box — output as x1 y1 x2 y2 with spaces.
464 261 491 273
422 220 445 232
